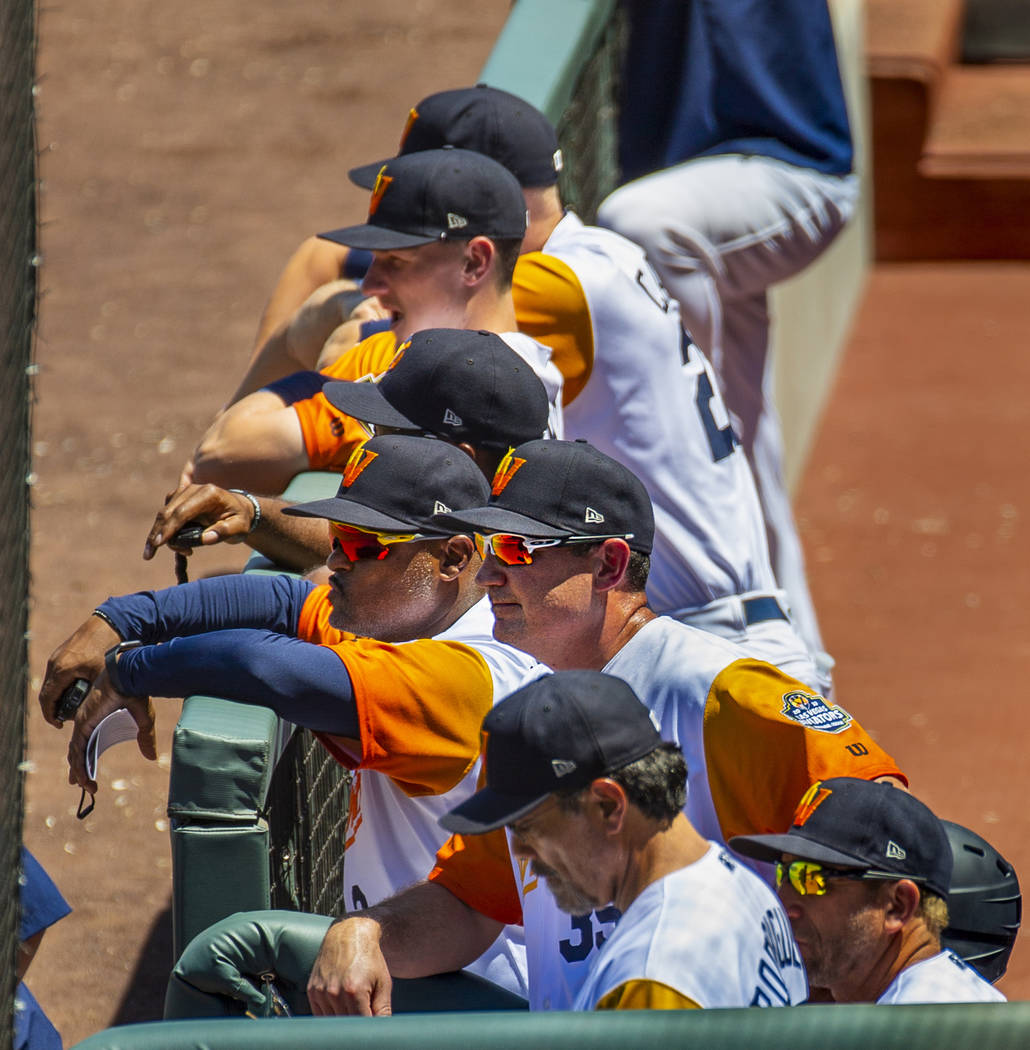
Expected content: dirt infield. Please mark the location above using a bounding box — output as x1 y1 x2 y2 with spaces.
23 3 1030 1045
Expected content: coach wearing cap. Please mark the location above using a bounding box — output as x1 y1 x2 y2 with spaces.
439 670 806 1011
731 778 1006 1004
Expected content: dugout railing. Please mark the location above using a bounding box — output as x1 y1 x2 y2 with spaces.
163 0 874 1015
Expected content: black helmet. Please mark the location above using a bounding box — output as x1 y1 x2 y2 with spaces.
941 820 1021 983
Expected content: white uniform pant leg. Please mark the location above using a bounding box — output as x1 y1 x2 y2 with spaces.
598 156 857 669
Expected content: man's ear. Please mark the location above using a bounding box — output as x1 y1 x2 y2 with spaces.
589 778 629 834
439 534 475 579
883 879 922 933
461 237 494 286
593 538 631 592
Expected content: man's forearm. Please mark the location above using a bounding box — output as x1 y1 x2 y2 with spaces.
247 498 332 573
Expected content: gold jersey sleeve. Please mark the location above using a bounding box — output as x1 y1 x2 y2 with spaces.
594 979 702 1011
512 251 594 404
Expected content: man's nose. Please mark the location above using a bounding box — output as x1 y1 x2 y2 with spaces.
475 551 506 587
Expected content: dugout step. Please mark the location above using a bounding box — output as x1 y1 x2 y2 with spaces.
866 0 1030 259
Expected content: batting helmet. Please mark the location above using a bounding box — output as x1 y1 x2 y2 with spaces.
941 820 1021 983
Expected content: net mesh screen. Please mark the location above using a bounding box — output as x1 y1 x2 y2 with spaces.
262 4 623 920
0 0 38 1042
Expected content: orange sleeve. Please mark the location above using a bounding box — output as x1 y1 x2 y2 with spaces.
512 252 594 404
292 331 399 470
315 637 493 797
428 830 523 927
704 660 907 843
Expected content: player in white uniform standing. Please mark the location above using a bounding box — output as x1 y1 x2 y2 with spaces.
731 778 1006 1004
440 670 807 1011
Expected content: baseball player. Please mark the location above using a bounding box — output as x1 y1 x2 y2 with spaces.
596 0 858 664
730 778 1007 1004
185 147 564 495
43 436 550 997
305 439 905 1015
180 85 828 692
440 670 808 1010
140 327 555 575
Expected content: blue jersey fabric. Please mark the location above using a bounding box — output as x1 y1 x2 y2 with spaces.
617 0 853 181
98 575 360 737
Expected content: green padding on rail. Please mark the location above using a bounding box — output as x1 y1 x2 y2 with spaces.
71 1001 1030 1050
168 696 280 821
479 0 617 121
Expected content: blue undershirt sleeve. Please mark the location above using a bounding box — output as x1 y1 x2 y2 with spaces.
96 574 315 644
115 628 359 737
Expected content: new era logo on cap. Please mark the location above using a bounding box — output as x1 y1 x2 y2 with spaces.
447 213 468 229
443 408 463 427
886 841 907 860
551 759 577 778
584 507 605 525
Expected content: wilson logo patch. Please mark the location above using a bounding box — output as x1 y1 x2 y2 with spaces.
781 691 853 734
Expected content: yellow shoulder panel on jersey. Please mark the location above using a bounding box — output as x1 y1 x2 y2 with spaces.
512 251 594 404
703 659 906 843
321 329 399 381
594 979 701 1011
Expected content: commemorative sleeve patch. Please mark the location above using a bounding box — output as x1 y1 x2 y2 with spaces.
780 690 853 734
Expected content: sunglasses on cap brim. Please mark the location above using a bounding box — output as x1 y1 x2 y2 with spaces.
474 531 634 566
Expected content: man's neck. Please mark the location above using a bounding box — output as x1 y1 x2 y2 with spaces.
397 292 517 343
834 926 942 1003
521 186 564 253
614 814 709 913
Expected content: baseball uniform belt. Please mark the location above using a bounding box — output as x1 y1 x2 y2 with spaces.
742 596 789 625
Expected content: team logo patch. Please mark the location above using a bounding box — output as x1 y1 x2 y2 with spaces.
443 408 462 427
385 344 408 372
369 166 393 216
342 445 378 487
781 691 853 734
584 507 605 525
491 447 526 495
399 106 419 149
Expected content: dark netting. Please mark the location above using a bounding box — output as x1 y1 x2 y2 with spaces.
262 5 623 924
554 8 625 223
266 729 349 918
0 0 38 1044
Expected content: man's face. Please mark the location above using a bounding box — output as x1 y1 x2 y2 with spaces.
776 854 886 994
326 530 449 642
508 795 612 915
475 544 600 669
361 240 472 341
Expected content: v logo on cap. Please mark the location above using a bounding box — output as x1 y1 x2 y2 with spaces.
492 448 526 496
343 446 378 487
369 167 393 216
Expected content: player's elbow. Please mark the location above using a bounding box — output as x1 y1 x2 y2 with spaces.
192 416 305 495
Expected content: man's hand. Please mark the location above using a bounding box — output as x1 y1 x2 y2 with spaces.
66 670 156 794
307 916 393 1017
39 615 121 727
143 484 258 560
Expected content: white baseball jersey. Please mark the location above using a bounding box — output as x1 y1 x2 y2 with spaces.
572 845 807 1010
514 213 816 684
301 592 545 997
431 616 904 1010
877 950 1006 1004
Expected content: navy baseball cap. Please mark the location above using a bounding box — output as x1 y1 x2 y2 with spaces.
730 778 953 899
323 329 550 450
432 439 655 554
350 84 563 190
319 149 527 252
283 434 488 534
440 671 662 834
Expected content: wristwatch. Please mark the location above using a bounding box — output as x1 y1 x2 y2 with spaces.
104 639 143 695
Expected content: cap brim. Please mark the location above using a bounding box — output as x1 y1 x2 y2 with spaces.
439 786 552 835
349 159 392 190
317 223 438 251
322 380 421 430
728 831 871 868
432 506 572 539
283 496 449 536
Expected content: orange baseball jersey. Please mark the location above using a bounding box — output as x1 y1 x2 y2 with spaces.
429 615 905 1010
297 584 545 996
